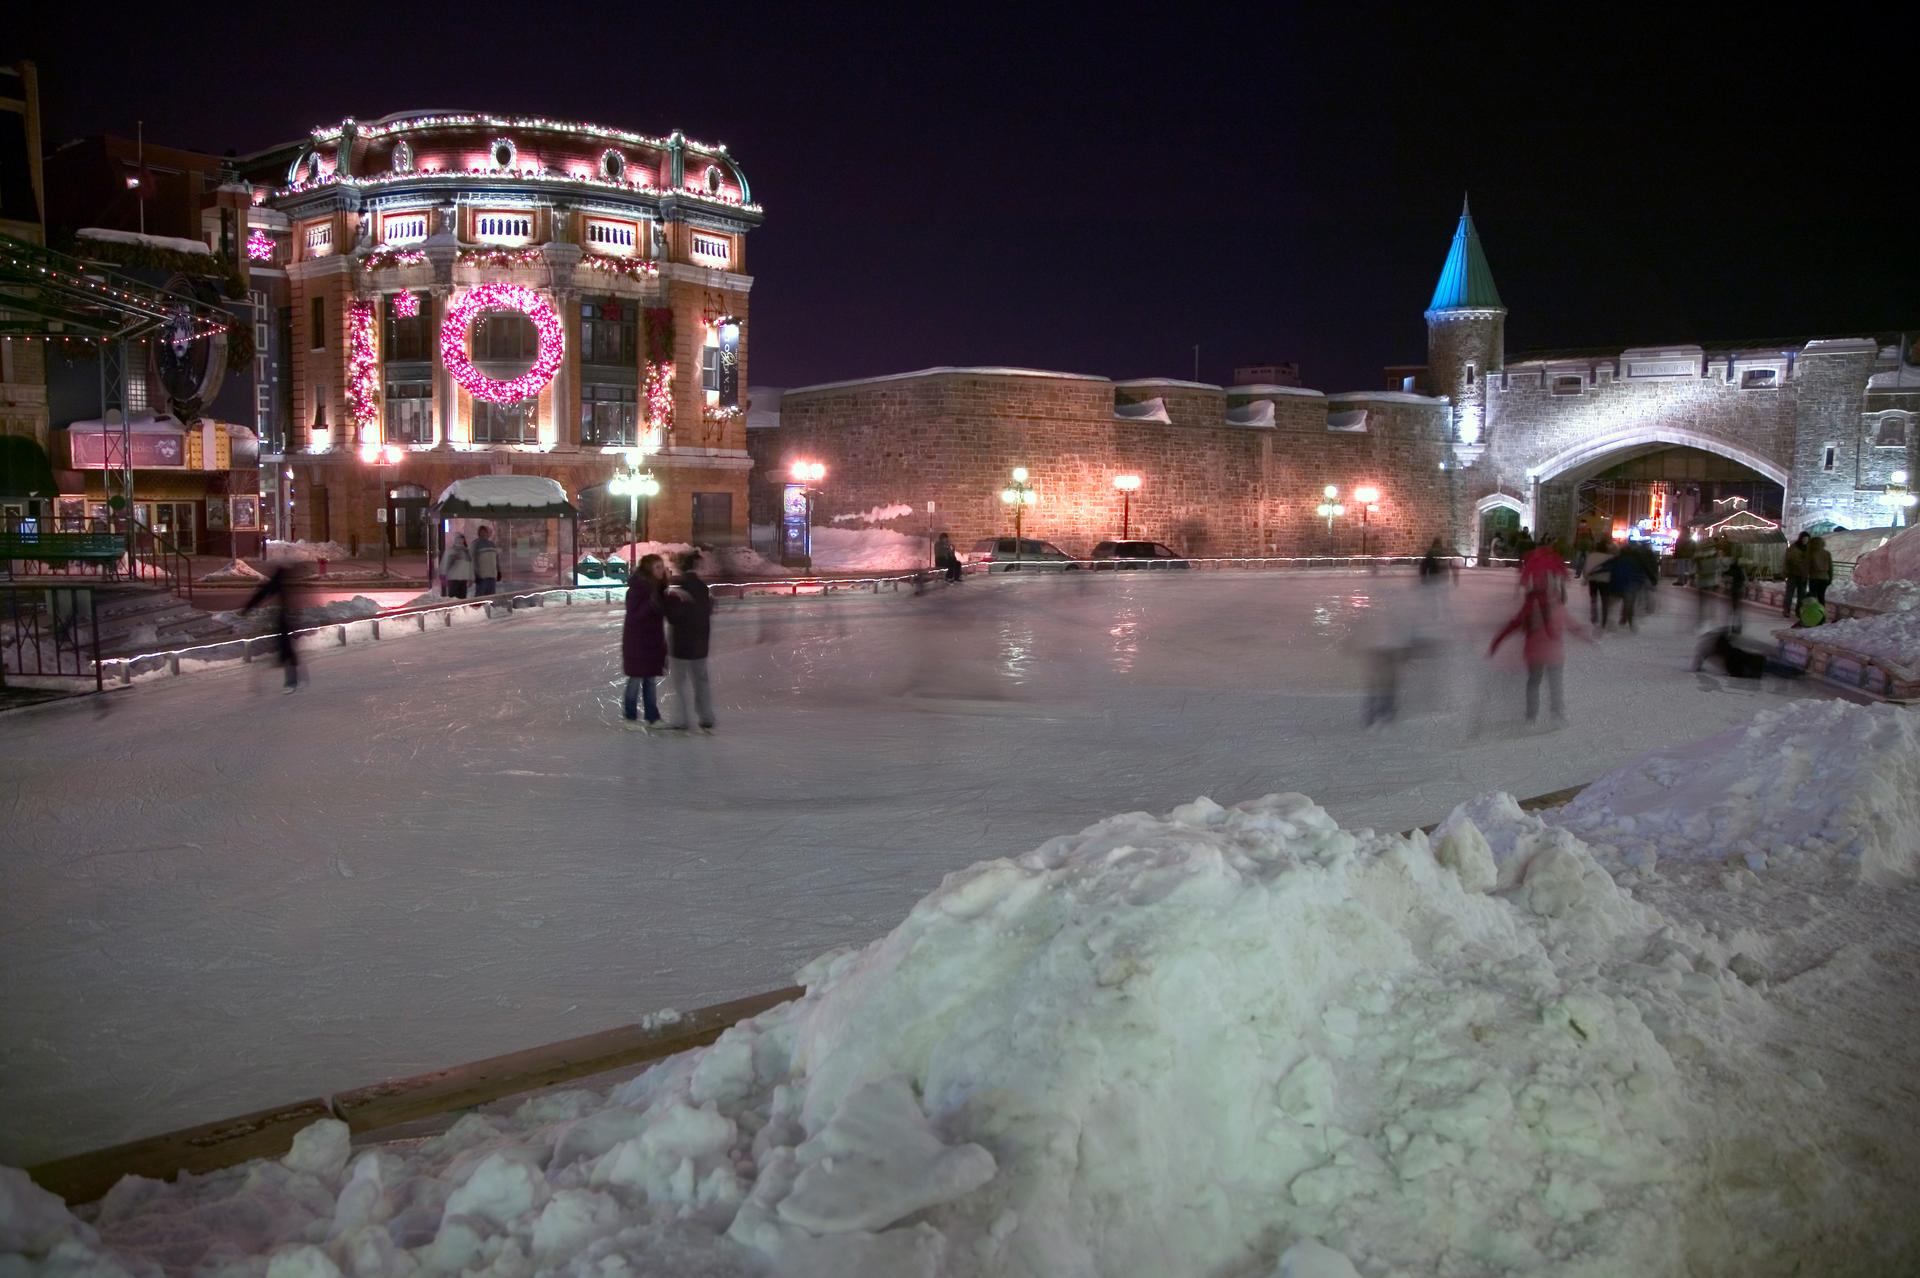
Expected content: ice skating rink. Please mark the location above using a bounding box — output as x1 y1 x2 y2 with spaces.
0 569 1819 1164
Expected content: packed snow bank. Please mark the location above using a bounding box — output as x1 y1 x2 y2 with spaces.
1849 523 1919 589
199 558 266 584
608 541 782 577
297 596 382 626
1803 607 1920 669
266 540 350 564
1528 700 1920 882
19 779 1899 1274
809 525 928 571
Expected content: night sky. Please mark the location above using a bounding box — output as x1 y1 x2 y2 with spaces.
16 5 1911 392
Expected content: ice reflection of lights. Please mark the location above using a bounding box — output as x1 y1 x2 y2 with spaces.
996 618 1035 684
1108 606 1140 675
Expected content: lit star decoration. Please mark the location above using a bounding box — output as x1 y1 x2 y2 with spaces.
346 301 381 427
392 290 420 319
246 231 275 262
441 284 564 404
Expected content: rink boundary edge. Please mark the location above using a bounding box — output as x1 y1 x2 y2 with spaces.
21 784 1590 1207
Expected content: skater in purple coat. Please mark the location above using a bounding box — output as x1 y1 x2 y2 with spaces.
621 554 669 730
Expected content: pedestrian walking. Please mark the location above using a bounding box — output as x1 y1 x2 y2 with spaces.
1726 554 1748 631
240 564 300 691
1807 536 1833 606
620 553 669 731
1609 547 1648 630
1782 531 1810 618
934 531 963 583
1488 582 1583 724
439 534 473 599
1584 539 1616 626
1520 541 1570 601
471 525 501 596
662 549 717 732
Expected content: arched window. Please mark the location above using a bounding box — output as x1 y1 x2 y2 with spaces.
600 149 626 181
704 164 723 194
489 137 516 170
1875 413 1910 449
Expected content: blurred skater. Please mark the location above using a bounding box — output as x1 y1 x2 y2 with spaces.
241 564 300 691
1806 536 1833 606
1725 554 1748 632
935 531 963 583
1781 532 1809 618
1488 581 1584 724
439 533 473 599
620 553 669 731
663 549 717 732
472 525 500 596
1520 541 1571 600
1584 539 1616 625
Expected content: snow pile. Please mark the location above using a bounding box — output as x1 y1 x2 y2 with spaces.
296 596 382 626
1849 523 1920 588
1803 607 1920 669
200 558 267 584
76 226 213 256
7 790 1817 1276
266 540 350 564
809 525 928 571
832 504 916 525
1828 576 1920 613
608 541 783 577
1533 700 1920 882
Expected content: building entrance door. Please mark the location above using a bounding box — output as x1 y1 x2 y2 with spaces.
150 501 197 553
1479 505 1519 557
389 484 429 550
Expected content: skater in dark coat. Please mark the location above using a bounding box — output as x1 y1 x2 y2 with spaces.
620 554 669 729
934 532 963 582
241 565 301 689
662 550 716 731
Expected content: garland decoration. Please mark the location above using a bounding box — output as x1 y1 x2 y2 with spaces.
441 283 564 404
362 247 428 272
642 307 676 433
67 236 246 299
457 246 545 268
580 253 659 279
345 300 381 427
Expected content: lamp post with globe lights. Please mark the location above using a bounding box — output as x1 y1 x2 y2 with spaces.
358 441 404 577
1113 473 1141 539
1882 469 1916 528
609 445 661 574
1353 485 1381 556
1316 484 1346 546
1001 466 1038 565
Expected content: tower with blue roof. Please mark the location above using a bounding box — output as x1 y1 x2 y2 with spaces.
1425 197 1505 449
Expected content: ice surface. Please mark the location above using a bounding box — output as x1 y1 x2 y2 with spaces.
9 695 1920 1275
0 573 1830 1168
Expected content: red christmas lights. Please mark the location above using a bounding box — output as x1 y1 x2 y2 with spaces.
440 283 564 404
392 290 420 319
346 300 382 427
246 231 275 262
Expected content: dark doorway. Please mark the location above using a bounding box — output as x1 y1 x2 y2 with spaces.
388 483 428 550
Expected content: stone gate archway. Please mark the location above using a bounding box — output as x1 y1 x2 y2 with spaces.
1523 426 1791 544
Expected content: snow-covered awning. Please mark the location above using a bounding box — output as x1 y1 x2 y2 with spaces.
1327 410 1369 432
1113 397 1172 424
1224 400 1275 428
431 474 576 517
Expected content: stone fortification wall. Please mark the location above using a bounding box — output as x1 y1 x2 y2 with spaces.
758 370 1453 558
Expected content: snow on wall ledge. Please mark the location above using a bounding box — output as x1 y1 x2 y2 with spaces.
9 699 1920 1276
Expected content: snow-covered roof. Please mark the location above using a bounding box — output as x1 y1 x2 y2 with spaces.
432 474 574 513
1112 378 1222 392
1229 384 1327 399
77 227 213 257
1326 390 1446 406
1224 400 1275 428
1113 397 1172 424
785 367 1110 396
1868 365 1920 391
1327 410 1369 433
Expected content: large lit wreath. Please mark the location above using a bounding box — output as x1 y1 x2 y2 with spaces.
441 283 564 403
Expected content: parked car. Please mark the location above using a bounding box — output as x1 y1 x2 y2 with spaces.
1090 540 1191 569
966 537 1081 571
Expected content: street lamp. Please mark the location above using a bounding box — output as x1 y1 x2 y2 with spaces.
1353 485 1381 556
1000 466 1038 565
1882 469 1916 528
1315 484 1346 540
358 441 404 577
1112 473 1141 539
609 444 662 574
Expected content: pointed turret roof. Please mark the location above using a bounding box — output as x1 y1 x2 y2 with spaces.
1427 195 1504 313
